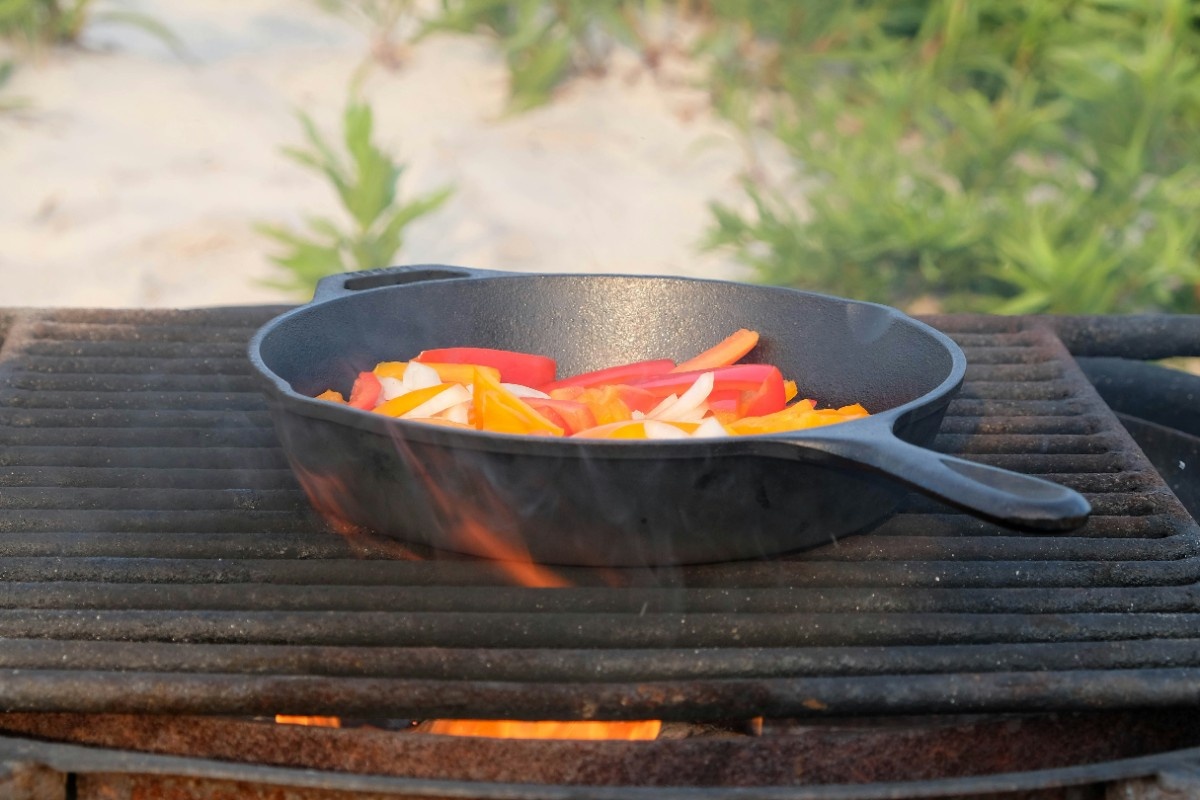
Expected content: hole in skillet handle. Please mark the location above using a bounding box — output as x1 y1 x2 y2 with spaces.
312 265 510 302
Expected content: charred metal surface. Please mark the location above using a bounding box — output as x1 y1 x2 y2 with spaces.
1078 358 1200 438
0 759 64 799
75 775 410 800
0 309 1196 722
925 314 1200 360
1115 415 1200 523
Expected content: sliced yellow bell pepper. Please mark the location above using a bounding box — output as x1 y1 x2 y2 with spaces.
573 386 634 426
727 399 818 435
573 420 706 439
375 361 500 384
472 368 564 436
728 400 870 434
374 384 452 417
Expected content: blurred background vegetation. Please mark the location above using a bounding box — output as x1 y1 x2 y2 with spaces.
425 0 1200 315
5 0 1199 314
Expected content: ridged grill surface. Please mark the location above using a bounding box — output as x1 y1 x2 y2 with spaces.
0 308 1196 720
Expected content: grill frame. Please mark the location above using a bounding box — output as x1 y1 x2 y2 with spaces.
3 712 1200 799
0 307 1197 722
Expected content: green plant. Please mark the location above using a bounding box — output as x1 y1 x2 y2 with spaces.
315 0 417 72
426 0 636 112
0 0 182 54
258 98 453 296
426 0 721 111
0 60 26 111
706 0 1200 315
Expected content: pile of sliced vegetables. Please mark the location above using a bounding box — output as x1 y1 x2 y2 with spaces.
314 329 869 439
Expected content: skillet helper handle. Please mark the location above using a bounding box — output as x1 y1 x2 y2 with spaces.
312 264 509 302
781 424 1092 531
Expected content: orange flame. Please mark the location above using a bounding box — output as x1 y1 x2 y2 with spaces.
291 465 368 539
450 516 570 588
289 439 658 739
423 719 661 740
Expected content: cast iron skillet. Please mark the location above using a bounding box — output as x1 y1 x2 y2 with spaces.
249 265 1091 566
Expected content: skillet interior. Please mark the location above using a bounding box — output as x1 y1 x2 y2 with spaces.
257 274 956 416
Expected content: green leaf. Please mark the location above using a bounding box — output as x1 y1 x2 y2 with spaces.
258 93 457 296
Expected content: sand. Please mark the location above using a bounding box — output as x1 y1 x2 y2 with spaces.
0 0 760 309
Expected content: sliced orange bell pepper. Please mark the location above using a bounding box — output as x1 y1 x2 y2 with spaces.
672 329 759 372
315 389 346 403
472 368 564 436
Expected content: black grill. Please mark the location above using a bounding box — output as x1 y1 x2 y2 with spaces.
0 307 1197 722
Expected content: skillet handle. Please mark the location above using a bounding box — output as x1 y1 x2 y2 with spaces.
312 264 510 302
767 424 1092 531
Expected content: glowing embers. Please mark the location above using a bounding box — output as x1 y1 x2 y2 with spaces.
422 719 662 740
275 715 341 728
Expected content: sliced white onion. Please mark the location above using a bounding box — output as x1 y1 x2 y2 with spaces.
438 402 471 425
646 393 680 419
650 372 714 422
402 361 441 393
675 405 710 423
378 376 407 402
402 384 471 419
502 382 550 399
691 417 729 438
642 420 690 440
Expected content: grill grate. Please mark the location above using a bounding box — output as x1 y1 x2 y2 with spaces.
0 308 1197 720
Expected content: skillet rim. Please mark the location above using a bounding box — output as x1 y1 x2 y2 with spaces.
246 271 968 456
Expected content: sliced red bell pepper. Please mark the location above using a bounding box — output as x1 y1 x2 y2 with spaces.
629 364 783 396
737 372 788 417
630 364 787 418
415 347 556 387
540 359 674 392
672 329 759 372
610 385 661 415
546 384 654 413
524 398 597 435
347 371 382 410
